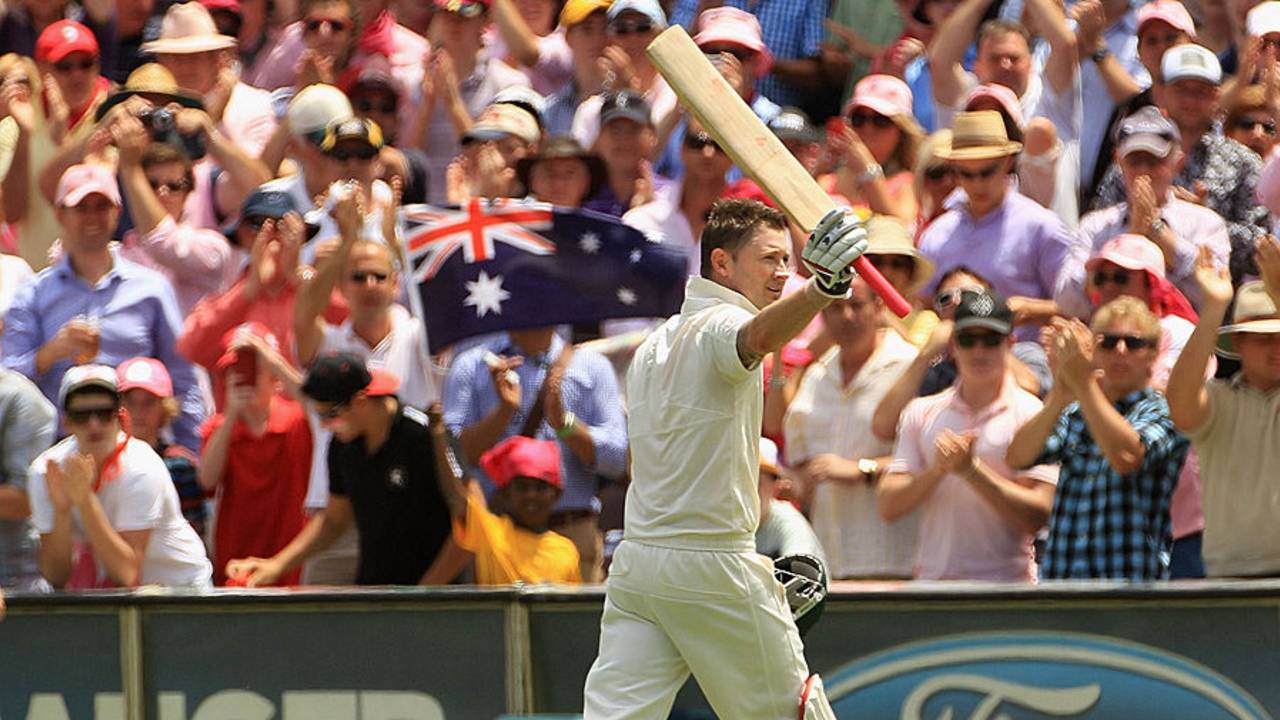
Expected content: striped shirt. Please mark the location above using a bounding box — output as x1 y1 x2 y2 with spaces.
1037 388 1189 581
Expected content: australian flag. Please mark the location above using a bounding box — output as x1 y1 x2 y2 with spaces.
403 198 688 351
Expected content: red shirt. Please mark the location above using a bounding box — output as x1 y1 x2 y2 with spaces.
201 398 313 586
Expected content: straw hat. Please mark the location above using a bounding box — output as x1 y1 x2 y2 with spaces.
1217 281 1280 358
94 64 204 121
141 2 238 55
934 110 1023 161
863 215 934 295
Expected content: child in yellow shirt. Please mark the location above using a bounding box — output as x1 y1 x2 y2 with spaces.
436 432 581 586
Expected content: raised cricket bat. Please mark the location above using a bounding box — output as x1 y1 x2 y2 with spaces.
646 27 912 318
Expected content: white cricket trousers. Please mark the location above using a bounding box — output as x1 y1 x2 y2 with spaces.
582 540 816 719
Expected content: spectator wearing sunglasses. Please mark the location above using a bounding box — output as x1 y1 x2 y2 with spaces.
879 289 1057 581
258 84 353 234
913 129 958 235
339 55 430 204
1009 298 1190 580
1062 107 1230 319
199 322 312 586
918 111 1078 342
820 75 923 224
625 119 733 275
1223 85 1278 161
960 83 1067 224
30 365 213 589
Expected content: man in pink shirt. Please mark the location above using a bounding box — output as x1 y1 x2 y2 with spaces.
879 289 1058 581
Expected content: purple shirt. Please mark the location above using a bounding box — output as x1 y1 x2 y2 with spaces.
1 251 205 452
918 188 1081 341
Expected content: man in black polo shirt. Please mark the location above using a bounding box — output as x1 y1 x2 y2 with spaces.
226 353 452 586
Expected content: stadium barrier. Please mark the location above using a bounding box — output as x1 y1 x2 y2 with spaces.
6 581 1280 719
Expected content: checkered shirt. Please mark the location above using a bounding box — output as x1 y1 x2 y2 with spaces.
1037 388 1190 581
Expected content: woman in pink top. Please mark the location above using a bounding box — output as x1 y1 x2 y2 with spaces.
821 74 923 223
1084 233 1210 578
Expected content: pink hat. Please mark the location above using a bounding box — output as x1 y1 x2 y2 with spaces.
963 83 1025 129
694 8 772 74
480 436 562 489
1137 0 1196 39
1086 233 1166 280
844 74 913 119
56 164 121 208
117 358 174 398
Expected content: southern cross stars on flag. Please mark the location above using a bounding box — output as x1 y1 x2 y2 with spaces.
402 199 688 351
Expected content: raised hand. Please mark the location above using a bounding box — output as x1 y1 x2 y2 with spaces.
1070 0 1105 56
485 353 524 410
1193 244 1234 309
1257 235 1280 302
1056 319 1098 394
801 208 869 298
111 113 150 167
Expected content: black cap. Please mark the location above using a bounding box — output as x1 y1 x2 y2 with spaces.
600 90 652 127
301 352 400 404
953 289 1013 335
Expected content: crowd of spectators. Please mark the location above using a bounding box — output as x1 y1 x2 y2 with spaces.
0 0 1278 594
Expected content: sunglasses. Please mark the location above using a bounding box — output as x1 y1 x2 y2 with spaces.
849 111 894 129
609 19 654 35
868 255 915 272
317 399 351 420
349 270 390 284
925 165 954 182
66 405 119 425
1092 269 1132 287
304 17 352 33
955 332 1006 348
702 46 752 61
1233 117 1277 135
355 97 397 114
149 178 192 194
956 162 1004 181
54 57 97 73
683 131 723 153
327 145 379 161
1097 334 1155 351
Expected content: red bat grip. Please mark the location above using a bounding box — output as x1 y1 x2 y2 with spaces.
852 255 913 318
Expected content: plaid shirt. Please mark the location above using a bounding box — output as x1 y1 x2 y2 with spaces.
1091 127 1267 285
1037 388 1190 581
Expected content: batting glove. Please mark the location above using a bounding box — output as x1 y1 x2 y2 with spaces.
801 208 869 299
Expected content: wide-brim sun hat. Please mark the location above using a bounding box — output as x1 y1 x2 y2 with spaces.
934 110 1023 161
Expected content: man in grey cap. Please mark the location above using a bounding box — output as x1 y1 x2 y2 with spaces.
1064 106 1231 317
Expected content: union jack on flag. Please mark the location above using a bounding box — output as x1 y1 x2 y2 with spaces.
401 199 688 351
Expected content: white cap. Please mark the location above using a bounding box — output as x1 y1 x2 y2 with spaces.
59 364 119 408
1161 44 1222 86
1248 1 1280 37
759 437 780 476
288 84 354 138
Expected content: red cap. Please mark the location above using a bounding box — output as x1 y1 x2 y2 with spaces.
480 436 562 489
216 321 280 370
117 357 174 398
36 20 99 64
200 0 243 13
364 369 400 397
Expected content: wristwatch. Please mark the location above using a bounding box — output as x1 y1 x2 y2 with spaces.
1090 46 1110 64
1148 217 1168 236
857 458 880 482
856 163 884 186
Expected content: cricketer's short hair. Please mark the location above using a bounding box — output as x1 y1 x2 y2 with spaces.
700 199 788 280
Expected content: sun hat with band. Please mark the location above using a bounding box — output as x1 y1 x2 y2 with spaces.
516 136 607 199
864 215 935 295
1217 282 1280 359
142 2 238 55
934 110 1023 161
95 63 204 121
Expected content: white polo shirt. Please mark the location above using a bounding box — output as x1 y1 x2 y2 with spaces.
319 303 437 409
624 277 763 551
29 435 213 588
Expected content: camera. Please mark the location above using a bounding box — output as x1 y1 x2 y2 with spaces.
138 107 208 161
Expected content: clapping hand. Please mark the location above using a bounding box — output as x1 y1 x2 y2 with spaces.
1054 318 1098 394
934 430 976 475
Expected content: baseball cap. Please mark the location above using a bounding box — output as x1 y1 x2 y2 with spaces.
321 117 385 152
561 0 612 26
215 322 281 371
607 0 667 28
1162 44 1222 86
56 164 121 209
1217 282 1280 358
480 436 563 489
963 83 1025 129
200 0 243 13
759 437 780 476
463 103 540 145
600 90 651 127
222 187 314 243
846 74 913 119
337 55 401 98
953 289 1013 335
493 86 547 129
768 107 821 144
433 0 491 17
288 84 355 139
1137 0 1196 38
1116 106 1181 159
59 364 120 409
1248 1 1280 38
301 352 400 404
36 20 99 64
117 358 174 399
1086 233 1167 280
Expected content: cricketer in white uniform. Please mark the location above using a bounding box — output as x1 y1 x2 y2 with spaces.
582 200 869 719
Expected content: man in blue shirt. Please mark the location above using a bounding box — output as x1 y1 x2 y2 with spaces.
1008 296 1189 580
1 164 205 452
443 327 627 582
